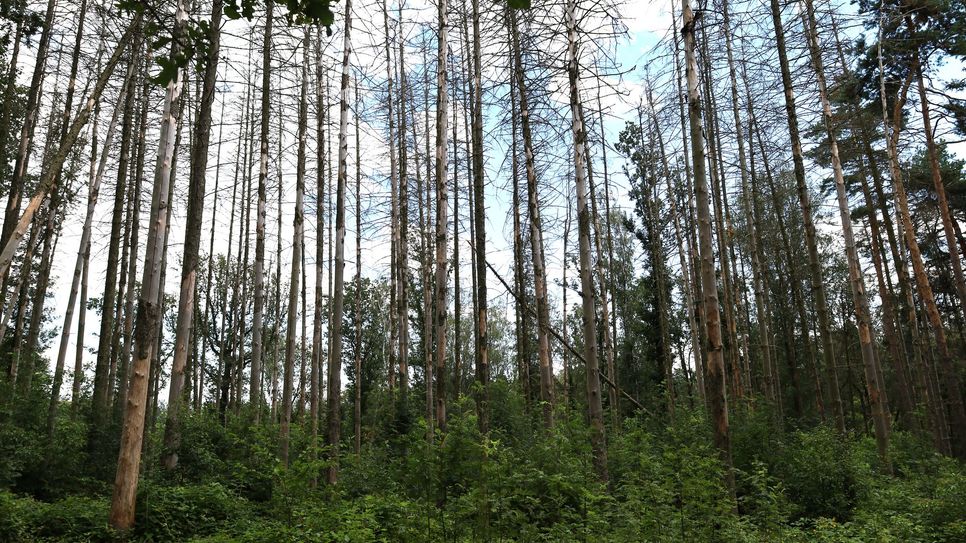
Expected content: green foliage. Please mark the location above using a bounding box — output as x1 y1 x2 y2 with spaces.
776 426 861 520
135 482 251 541
2 370 964 542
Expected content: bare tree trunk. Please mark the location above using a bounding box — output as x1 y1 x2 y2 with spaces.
163 0 223 470
567 0 607 481
0 0 56 293
877 34 966 459
250 0 274 420
280 27 309 468
722 0 773 404
354 81 363 456
396 5 411 399
767 0 844 432
509 8 553 429
109 3 185 530
433 0 450 435
802 0 890 471
327 0 354 484
48 59 132 441
117 65 149 418
682 0 734 496
311 29 326 456
470 0 489 433
913 60 966 323
509 74 531 408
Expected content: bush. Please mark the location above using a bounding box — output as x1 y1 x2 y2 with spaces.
773 426 860 520
135 482 251 541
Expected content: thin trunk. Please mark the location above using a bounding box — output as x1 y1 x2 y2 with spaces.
280 27 309 468
567 0 607 481
802 0 890 471
433 0 450 434
682 0 734 495
354 81 363 457
251 0 274 417
48 61 132 441
470 0 489 432
327 0 354 483
877 31 966 459
509 8 553 429
767 0 844 432
163 0 223 470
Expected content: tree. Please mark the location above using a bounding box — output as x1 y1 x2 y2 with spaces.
681 0 734 496
327 0 353 484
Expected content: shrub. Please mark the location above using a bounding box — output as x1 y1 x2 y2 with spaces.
135 482 251 541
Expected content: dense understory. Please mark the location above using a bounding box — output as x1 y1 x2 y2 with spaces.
2 381 963 542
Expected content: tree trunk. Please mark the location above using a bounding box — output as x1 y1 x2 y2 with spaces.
767 0 844 432
163 0 223 470
280 27 309 468
251 0 274 419
109 3 185 530
48 59 132 442
509 8 553 429
567 0 607 481
327 0 353 483
470 0 489 433
802 0 891 471
877 36 966 459
433 0 450 434
682 0 734 496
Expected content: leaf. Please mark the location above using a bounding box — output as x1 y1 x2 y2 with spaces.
508 0 531 8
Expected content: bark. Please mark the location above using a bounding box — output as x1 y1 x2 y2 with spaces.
396 4 411 398
251 0 274 417
682 0 734 495
433 0 450 434
280 27 309 468
0 0 56 288
311 28 325 453
877 33 966 459
470 0 489 433
109 3 185 530
327 0 353 484
802 0 891 471
509 8 553 429
721 0 774 406
567 0 607 481
48 59 132 442
767 0 844 432
913 53 966 323
117 63 149 417
354 81 363 456
163 0 223 470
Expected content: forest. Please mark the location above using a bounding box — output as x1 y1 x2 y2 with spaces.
0 0 964 540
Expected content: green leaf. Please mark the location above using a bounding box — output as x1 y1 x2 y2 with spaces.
507 0 531 8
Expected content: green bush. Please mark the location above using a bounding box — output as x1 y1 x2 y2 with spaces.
135 482 251 541
773 426 860 520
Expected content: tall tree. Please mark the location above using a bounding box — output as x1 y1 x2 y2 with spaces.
163 0 224 470
109 1 186 530
767 0 845 432
567 0 607 481
433 0 450 433
509 7 553 428
681 0 734 495
327 0 354 484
